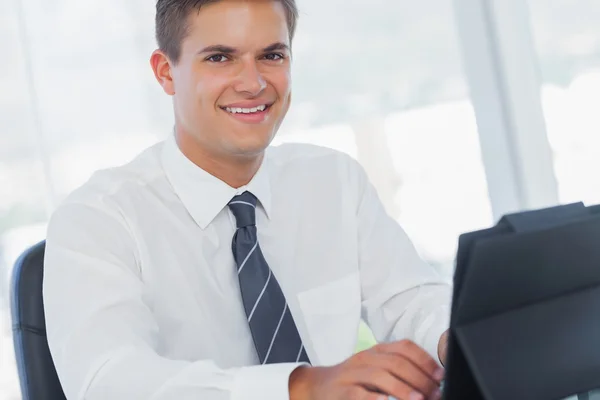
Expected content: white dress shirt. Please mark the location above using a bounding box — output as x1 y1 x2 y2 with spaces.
43 132 451 400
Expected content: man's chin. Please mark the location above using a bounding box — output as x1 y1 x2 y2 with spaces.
226 132 275 155
223 140 271 160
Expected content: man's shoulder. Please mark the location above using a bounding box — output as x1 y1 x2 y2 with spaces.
59 141 165 211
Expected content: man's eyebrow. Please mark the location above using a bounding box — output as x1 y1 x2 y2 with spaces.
197 45 238 55
263 42 290 52
197 43 290 55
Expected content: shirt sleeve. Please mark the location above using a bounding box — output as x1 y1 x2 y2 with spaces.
348 157 452 363
43 201 302 400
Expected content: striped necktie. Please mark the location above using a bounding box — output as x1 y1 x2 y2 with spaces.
229 191 310 364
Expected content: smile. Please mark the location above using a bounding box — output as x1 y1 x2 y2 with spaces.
223 104 269 114
220 103 273 124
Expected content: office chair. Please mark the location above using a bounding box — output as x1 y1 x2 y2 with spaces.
10 240 67 400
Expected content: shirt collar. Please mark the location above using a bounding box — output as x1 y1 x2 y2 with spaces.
161 132 272 229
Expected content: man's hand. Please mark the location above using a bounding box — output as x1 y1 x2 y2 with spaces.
437 331 449 366
289 340 444 400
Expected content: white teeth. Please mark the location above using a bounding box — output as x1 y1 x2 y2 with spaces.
225 105 268 114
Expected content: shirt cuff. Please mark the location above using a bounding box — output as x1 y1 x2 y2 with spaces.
231 363 307 400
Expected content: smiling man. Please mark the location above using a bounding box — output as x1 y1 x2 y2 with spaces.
43 1 451 400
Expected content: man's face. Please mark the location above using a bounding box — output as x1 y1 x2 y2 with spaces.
167 0 292 160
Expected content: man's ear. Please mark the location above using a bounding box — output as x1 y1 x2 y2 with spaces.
150 49 175 96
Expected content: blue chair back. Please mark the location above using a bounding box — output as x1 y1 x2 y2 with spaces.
10 240 66 400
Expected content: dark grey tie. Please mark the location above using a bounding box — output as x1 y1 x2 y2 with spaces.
229 191 310 365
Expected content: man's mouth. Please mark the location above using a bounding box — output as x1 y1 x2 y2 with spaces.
219 103 273 124
221 104 271 115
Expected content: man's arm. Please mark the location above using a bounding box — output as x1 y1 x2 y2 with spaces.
350 157 452 362
43 202 301 400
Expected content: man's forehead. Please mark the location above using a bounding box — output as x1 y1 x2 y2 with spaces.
185 1 290 49
188 0 288 32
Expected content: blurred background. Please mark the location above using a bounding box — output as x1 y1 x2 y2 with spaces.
1 0 599 398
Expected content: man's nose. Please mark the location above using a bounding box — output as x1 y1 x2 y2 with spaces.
234 60 267 96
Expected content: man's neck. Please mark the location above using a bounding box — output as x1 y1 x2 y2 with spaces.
175 131 263 189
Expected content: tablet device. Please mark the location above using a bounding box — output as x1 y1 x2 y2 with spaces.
443 203 600 400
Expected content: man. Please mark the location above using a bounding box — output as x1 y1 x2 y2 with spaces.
43 0 451 399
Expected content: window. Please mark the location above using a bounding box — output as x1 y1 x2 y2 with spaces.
528 5 600 397
528 0 600 206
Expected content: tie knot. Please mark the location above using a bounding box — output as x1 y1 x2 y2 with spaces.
228 191 257 228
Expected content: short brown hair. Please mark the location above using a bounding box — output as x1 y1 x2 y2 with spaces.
155 0 298 64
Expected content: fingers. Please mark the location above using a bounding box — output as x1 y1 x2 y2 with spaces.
352 365 441 400
344 386 389 400
376 340 445 383
373 352 439 396
332 340 445 400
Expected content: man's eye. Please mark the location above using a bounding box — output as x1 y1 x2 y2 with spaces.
263 53 284 61
206 54 229 63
